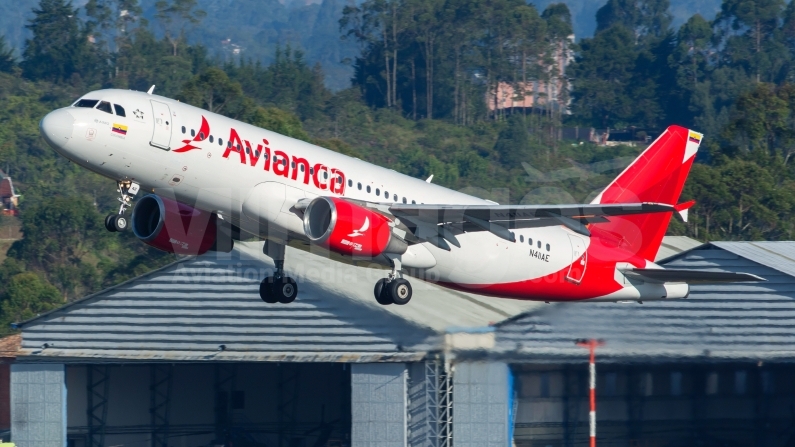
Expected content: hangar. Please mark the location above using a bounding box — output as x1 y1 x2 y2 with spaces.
13 237 795 447
10 241 539 447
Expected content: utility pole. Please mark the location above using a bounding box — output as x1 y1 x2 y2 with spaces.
576 339 605 447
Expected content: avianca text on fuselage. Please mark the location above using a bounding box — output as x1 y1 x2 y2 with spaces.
176 115 346 195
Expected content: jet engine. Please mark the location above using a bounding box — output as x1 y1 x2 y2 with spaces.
302 197 407 257
131 195 218 255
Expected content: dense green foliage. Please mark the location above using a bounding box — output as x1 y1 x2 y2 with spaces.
0 0 794 332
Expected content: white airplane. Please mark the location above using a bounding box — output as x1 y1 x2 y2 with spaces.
39 88 763 305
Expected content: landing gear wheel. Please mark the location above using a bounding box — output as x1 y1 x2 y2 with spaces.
274 276 298 303
259 277 278 303
105 214 117 232
389 278 412 305
374 278 392 305
260 276 298 304
113 215 128 232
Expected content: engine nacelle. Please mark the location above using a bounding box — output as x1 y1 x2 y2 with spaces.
131 195 218 255
302 197 407 257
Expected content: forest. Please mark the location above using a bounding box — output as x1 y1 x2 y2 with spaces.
0 0 793 330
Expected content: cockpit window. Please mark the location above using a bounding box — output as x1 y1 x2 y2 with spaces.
96 101 113 114
74 99 99 108
113 104 126 117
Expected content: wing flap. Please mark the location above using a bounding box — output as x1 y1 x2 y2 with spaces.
621 268 765 284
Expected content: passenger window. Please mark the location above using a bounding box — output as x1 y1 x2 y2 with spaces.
546 244 550 251
113 104 126 116
291 162 295 168
209 135 214 143
191 129 196 137
537 241 541 248
358 183 362 190
376 188 380 195
74 99 99 108
348 180 353 187
199 132 205 140
255 150 261 157
366 186 371 193
310 167 314 174
393 194 397 201
181 126 186 134
300 164 305 172
528 238 533 246
402 197 407 204
96 101 113 114
219 138 223 146
412 200 416 204
520 235 524 242
384 191 389 198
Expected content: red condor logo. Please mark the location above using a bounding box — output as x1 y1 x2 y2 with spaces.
175 116 346 194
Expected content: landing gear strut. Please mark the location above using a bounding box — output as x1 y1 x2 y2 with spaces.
259 240 298 304
373 257 412 305
105 181 139 232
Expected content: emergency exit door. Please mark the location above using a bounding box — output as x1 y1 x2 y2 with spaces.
566 234 587 284
150 100 172 150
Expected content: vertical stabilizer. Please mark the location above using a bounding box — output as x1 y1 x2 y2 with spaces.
590 125 702 261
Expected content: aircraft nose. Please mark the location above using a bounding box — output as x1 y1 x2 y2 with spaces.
40 109 75 150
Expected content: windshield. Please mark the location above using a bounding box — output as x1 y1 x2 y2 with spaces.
74 99 98 108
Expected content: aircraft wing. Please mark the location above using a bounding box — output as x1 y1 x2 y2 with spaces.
387 202 675 250
621 268 765 284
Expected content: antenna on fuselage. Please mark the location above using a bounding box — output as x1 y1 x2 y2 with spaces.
147 85 156 95
425 174 434 183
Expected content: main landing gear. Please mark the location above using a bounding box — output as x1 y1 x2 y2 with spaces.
105 181 140 232
259 240 298 304
373 257 412 305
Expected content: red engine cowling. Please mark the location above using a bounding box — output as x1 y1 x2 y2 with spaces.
302 197 406 257
131 195 217 255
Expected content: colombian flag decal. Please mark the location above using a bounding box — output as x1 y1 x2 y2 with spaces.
688 131 701 144
112 123 128 135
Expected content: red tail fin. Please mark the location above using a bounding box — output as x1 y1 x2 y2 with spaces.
591 125 702 261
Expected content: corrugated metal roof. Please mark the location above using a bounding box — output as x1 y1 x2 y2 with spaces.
712 241 795 278
17 241 542 362
479 243 795 364
655 236 703 262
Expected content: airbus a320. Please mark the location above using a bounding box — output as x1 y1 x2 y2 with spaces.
38 88 762 305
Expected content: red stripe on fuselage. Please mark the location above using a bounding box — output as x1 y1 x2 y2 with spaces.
437 227 648 301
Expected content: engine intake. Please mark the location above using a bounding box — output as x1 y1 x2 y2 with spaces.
303 197 406 257
131 195 219 255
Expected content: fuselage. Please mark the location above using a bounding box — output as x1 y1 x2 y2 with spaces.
39 89 688 302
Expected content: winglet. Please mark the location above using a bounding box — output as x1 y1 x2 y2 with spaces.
147 85 156 95
674 200 696 222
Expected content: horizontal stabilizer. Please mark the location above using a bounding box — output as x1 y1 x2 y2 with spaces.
621 268 765 284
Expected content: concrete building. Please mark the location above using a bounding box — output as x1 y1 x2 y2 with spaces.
11 237 793 447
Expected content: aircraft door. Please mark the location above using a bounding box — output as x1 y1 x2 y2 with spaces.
149 100 172 150
566 234 587 284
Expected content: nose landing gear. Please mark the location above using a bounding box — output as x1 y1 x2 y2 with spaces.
373 257 412 305
105 181 139 232
259 240 299 304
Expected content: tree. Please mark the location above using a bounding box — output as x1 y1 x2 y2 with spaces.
0 36 15 73
0 272 61 332
570 25 638 127
179 67 249 117
595 0 672 42
21 0 101 83
85 0 144 55
716 0 786 82
154 0 206 56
